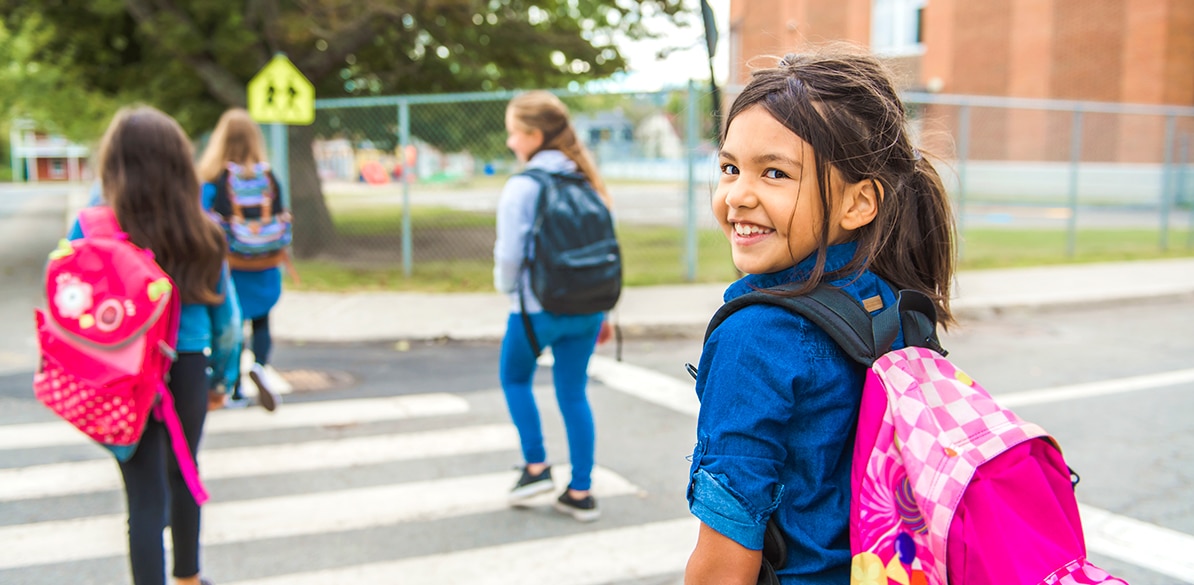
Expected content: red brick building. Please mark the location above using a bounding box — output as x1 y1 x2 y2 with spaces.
727 0 1194 163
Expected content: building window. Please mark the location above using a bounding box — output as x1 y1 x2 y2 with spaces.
871 0 926 56
50 159 66 179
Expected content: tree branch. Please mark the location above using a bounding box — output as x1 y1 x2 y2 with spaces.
123 0 250 106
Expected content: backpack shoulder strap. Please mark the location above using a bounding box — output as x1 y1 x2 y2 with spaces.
78 206 122 239
704 285 945 366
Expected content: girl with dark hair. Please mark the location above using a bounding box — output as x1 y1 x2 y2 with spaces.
684 47 956 584
68 105 241 585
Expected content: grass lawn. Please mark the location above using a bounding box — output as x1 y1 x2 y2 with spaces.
291 206 1194 293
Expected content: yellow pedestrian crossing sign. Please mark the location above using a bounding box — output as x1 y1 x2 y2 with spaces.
247 54 315 125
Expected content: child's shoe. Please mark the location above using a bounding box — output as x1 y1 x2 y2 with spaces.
248 363 281 412
554 490 600 522
508 465 553 505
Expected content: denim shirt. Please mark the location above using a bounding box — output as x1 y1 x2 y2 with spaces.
687 241 903 584
68 214 242 390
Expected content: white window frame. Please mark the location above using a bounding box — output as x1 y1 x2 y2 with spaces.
871 0 926 56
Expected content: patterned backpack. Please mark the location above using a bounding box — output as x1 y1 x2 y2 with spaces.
706 285 1127 585
216 161 292 270
33 206 208 505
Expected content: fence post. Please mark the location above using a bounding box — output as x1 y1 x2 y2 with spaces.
956 103 971 257
1159 114 1176 252
1183 134 1193 249
269 123 290 209
398 101 413 278
1066 110 1084 258
684 80 699 282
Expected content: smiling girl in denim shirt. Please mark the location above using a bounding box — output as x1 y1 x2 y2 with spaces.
684 48 957 584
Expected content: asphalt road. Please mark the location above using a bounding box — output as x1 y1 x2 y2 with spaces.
2 296 1192 584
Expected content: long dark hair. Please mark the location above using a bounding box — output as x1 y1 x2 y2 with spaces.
725 47 956 324
95 106 227 305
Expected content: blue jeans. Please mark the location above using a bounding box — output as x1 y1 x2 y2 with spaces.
500 311 603 491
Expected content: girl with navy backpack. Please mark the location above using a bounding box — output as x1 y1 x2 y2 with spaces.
684 48 956 584
68 106 241 585
495 90 616 522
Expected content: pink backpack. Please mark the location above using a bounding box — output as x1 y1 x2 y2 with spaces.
707 286 1126 585
33 206 208 505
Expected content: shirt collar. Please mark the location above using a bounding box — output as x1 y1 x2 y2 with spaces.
724 241 860 301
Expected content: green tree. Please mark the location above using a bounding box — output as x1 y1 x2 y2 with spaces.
0 0 690 254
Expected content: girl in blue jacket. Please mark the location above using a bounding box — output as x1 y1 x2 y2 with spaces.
69 106 241 585
197 108 286 411
494 90 613 522
685 49 957 584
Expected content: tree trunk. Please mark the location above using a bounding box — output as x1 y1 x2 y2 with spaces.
287 124 335 258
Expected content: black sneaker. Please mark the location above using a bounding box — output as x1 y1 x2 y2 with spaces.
508 465 554 504
554 490 600 522
248 363 280 413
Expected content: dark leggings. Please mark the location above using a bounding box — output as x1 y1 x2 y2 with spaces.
232 315 271 399
118 352 208 584
249 314 271 366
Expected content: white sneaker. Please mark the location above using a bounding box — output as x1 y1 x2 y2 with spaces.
248 363 281 412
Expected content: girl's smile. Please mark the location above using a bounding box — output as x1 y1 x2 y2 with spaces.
714 105 830 275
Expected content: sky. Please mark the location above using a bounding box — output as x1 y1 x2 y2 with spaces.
603 0 730 91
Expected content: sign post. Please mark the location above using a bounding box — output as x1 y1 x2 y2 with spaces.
247 53 315 210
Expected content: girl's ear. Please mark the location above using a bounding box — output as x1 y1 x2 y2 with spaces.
838 178 882 232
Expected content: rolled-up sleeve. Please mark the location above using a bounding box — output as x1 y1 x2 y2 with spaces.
687 305 811 549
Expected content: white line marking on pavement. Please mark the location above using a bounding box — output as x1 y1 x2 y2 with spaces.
1081 504 1194 584
0 465 639 570
0 393 470 451
587 355 699 416
0 424 518 501
998 368 1194 408
223 517 699 585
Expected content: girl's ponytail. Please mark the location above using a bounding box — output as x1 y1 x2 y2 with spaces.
871 154 956 324
549 127 611 208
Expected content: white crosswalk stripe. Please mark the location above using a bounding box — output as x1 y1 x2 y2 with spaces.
0 424 519 501
0 393 470 450
0 390 691 585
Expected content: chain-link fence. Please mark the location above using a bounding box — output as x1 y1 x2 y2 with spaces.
290 86 724 288
281 85 1193 287
900 93 1194 253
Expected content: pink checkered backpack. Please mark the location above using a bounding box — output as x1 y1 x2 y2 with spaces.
33 206 208 505
706 285 1126 585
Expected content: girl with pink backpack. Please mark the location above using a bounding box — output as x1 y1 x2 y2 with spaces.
683 47 956 584
64 106 242 585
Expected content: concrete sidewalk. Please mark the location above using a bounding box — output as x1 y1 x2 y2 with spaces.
272 257 1194 343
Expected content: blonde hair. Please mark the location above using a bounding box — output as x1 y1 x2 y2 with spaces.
507 91 611 207
196 108 269 183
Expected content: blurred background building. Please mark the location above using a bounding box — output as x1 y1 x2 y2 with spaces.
726 0 1193 162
